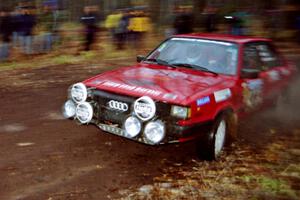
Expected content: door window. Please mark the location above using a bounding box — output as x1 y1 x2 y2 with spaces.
243 45 262 71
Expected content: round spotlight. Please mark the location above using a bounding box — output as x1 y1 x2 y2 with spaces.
62 100 76 118
134 96 156 121
70 83 88 103
144 120 165 144
124 116 142 138
76 102 93 124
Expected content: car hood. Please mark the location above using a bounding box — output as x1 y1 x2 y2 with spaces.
84 64 233 105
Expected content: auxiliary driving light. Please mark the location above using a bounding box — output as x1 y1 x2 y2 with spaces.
124 116 142 138
70 82 88 103
144 120 165 144
134 96 156 121
62 100 76 118
76 102 93 124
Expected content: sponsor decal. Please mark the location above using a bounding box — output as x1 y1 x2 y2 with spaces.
197 96 210 106
247 79 263 90
102 81 162 96
134 96 156 121
127 79 156 86
242 79 264 110
214 89 231 103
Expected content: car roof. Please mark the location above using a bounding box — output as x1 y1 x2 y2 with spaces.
175 33 271 44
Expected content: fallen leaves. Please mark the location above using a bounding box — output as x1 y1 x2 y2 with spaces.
118 130 300 200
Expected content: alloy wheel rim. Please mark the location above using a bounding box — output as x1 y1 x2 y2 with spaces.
214 120 226 157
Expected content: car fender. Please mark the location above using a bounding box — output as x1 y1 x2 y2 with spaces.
178 99 236 126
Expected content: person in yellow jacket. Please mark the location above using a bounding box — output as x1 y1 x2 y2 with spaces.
104 10 123 45
127 10 151 49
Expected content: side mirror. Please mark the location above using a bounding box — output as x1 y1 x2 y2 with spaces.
240 68 260 79
137 55 146 63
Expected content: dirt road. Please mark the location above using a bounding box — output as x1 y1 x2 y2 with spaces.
0 56 299 200
0 60 199 200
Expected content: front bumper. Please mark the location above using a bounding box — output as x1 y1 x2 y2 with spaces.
65 89 212 145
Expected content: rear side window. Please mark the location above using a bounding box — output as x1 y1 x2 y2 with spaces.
256 43 283 68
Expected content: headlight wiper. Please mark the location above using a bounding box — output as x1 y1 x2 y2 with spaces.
171 63 218 76
144 58 176 68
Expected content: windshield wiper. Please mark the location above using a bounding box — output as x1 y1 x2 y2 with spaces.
171 63 218 76
144 58 176 68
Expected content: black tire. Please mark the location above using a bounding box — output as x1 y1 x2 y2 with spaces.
197 112 237 161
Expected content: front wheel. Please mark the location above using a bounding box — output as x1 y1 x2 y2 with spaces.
214 119 226 157
197 112 236 161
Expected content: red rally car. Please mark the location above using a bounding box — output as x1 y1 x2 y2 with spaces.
62 34 297 160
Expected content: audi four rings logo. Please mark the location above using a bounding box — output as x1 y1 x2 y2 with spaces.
108 100 128 111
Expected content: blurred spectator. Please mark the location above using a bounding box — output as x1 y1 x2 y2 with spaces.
11 7 23 48
128 10 151 49
164 8 177 37
114 9 130 50
296 15 300 44
0 8 13 61
19 7 36 55
265 9 279 39
39 3 58 52
80 6 99 51
203 7 218 33
173 6 194 34
105 10 123 46
229 11 249 36
226 15 243 36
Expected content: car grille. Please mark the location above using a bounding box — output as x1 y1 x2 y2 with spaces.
91 90 172 126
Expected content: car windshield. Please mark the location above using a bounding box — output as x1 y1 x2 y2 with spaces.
147 37 238 75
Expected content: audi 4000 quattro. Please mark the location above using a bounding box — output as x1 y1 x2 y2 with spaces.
62 34 297 160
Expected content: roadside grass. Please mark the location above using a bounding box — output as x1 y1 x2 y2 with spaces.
0 44 133 71
0 22 162 72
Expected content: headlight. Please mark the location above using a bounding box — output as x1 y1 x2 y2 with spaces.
62 100 76 118
70 83 87 103
124 116 142 138
134 96 156 121
171 105 190 119
144 120 165 144
76 102 93 124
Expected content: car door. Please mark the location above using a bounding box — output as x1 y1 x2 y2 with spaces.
240 43 267 111
255 41 290 98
